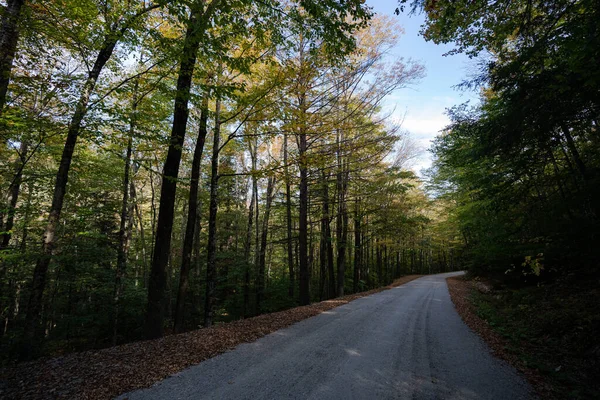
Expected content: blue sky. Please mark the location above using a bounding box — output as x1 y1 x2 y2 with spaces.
366 0 481 172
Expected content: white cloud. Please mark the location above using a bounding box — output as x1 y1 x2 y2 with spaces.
380 81 479 176
386 101 454 175
400 115 449 137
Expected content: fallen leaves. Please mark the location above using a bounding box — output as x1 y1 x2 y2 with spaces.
446 276 556 400
0 275 421 400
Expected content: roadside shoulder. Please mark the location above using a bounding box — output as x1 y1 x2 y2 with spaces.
446 276 553 400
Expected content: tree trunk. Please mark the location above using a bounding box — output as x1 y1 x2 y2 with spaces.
319 216 326 301
0 139 27 339
335 136 348 296
149 166 157 266
365 215 371 288
132 192 147 286
18 180 32 252
298 131 310 305
376 241 382 285
560 124 597 216
128 170 141 286
256 176 274 314
243 176 255 318
283 133 294 298
246 139 259 316
1 140 27 249
320 172 336 299
353 199 361 293
253 152 260 287
111 87 137 345
204 96 221 328
145 7 207 339
319 176 328 301
0 0 25 115
193 207 202 274
173 94 208 333
560 124 587 180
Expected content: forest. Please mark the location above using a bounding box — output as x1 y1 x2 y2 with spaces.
0 2 598 392
417 0 600 396
421 0 600 282
0 0 462 362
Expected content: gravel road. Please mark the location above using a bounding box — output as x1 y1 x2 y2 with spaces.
118 272 533 399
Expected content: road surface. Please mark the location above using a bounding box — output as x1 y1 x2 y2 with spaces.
119 272 533 399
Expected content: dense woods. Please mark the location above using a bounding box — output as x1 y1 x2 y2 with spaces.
404 0 600 397
0 0 460 362
409 0 600 282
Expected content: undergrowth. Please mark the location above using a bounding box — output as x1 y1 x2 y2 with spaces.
470 271 600 399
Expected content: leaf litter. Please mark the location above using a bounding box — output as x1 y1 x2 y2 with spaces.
446 275 555 400
1 275 421 400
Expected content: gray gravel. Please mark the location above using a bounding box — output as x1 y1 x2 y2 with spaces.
118 272 533 399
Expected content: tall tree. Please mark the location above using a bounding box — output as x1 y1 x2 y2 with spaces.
112 79 139 345
0 0 26 114
145 1 219 339
256 175 274 313
296 83 310 305
0 140 27 249
283 133 295 297
204 95 221 327
173 93 209 333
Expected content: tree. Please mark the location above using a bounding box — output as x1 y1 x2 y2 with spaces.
0 0 26 115
173 92 208 333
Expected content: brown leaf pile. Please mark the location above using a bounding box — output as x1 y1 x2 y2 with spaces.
0 275 421 400
446 276 555 400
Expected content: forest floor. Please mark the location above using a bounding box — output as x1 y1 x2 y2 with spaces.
447 274 600 400
0 275 421 400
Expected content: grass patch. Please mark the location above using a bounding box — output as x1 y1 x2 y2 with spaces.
470 272 600 399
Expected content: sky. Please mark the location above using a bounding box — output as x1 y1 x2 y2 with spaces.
366 0 481 173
